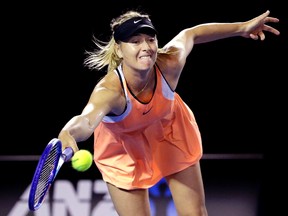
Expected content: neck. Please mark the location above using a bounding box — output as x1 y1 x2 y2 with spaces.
134 71 153 96
125 68 154 97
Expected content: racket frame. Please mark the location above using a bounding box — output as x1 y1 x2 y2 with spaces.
28 138 73 211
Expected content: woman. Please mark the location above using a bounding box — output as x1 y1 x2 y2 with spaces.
58 9 279 216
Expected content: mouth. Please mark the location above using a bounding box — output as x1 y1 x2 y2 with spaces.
139 55 152 59
138 55 154 65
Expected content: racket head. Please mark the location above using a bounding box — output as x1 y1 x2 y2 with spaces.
28 138 62 211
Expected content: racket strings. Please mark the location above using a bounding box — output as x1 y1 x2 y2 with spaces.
34 144 59 205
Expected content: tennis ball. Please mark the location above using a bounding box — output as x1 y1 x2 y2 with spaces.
71 149 93 172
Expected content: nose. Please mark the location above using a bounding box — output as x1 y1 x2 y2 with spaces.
141 40 151 50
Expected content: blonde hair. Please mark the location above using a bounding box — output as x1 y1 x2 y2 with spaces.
84 10 174 73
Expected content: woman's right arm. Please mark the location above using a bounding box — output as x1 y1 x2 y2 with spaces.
58 73 125 153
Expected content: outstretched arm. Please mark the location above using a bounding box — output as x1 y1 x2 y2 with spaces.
190 10 280 44
163 10 280 59
158 10 280 89
58 74 126 153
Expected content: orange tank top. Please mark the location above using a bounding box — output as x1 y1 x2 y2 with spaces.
93 64 203 190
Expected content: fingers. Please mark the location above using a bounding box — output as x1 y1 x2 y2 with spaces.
254 11 280 40
258 10 270 20
248 10 280 41
258 31 265 41
249 33 262 41
265 17 280 23
263 24 280 36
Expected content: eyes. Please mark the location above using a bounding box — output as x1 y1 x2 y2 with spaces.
128 34 157 45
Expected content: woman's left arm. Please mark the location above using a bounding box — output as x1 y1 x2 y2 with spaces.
158 10 279 88
187 10 280 45
164 10 280 59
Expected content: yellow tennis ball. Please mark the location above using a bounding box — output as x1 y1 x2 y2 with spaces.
71 149 93 172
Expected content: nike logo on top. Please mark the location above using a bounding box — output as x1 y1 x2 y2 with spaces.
143 107 152 115
134 19 142 24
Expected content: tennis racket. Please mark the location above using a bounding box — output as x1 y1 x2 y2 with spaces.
28 138 74 211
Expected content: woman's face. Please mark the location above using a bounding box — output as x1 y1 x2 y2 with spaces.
117 33 158 72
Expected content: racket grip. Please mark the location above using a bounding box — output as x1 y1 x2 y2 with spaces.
62 147 74 162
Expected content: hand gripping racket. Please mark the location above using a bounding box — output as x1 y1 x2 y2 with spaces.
28 138 74 211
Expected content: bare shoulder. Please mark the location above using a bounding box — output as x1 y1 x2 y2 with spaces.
89 71 126 115
156 46 186 90
96 71 122 92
